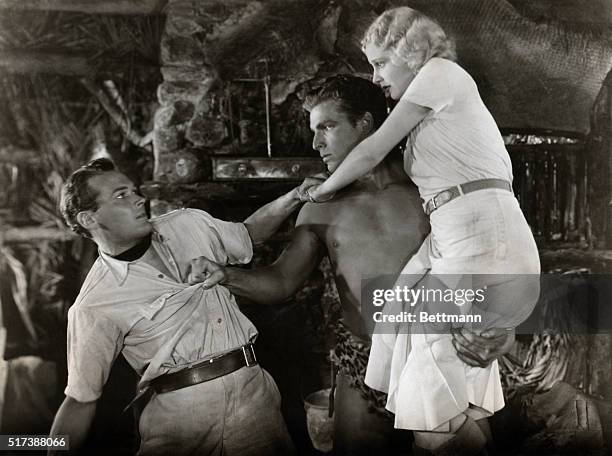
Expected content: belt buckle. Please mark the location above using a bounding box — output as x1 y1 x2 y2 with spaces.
429 197 438 211
242 344 257 367
434 190 453 209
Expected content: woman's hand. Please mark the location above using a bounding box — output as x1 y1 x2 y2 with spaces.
297 176 335 203
297 180 335 203
297 177 323 202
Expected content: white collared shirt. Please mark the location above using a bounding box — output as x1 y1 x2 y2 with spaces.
65 209 256 402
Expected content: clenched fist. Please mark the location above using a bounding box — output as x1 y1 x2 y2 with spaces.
184 256 227 288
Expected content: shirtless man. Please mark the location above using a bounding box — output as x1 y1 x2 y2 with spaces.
193 75 515 454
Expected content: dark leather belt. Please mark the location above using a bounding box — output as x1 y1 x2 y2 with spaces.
151 343 258 394
124 343 258 416
424 178 512 216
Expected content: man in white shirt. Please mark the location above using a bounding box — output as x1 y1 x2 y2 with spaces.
49 158 298 455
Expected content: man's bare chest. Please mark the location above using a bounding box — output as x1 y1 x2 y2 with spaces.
318 195 424 273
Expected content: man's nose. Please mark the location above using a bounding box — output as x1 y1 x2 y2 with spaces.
372 69 382 85
312 132 324 151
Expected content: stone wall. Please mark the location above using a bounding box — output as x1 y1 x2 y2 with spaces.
150 0 343 214
151 0 612 199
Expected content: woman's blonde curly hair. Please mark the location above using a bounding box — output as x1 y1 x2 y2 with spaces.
361 7 457 73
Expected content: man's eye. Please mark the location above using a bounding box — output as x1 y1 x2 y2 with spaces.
115 190 131 199
375 62 384 69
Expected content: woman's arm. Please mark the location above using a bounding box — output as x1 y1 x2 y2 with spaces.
311 100 430 201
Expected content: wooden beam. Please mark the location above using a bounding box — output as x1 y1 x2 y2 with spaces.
140 181 298 203
539 247 612 272
0 50 159 77
2 226 76 243
0 50 89 76
0 0 167 15
0 147 40 165
212 157 325 181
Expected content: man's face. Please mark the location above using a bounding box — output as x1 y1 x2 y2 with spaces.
364 42 415 101
309 100 368 173
85 171 151 245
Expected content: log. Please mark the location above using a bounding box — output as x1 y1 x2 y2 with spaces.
0 147 40 165
0 0 167 15
212 157 325 181
140 181 298 203
0 0 250 14
2 226 76 244
540 247 612 272
0 51 90 76
0 50 159 77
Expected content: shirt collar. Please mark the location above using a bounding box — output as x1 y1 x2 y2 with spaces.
98 229 165 285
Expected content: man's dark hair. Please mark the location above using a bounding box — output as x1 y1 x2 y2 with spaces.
60 158 116 238
303 74 388 129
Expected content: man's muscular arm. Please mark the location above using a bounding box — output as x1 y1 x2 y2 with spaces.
48 396 97 456
243 187 303 244
188 225 324 304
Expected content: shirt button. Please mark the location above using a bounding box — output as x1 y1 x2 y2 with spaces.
217 318 222 324
158 274 164 279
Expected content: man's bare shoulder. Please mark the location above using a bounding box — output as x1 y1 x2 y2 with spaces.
296 201 335 227
295 191 360 228
296 182 423 229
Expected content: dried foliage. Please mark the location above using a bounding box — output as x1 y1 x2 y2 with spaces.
0 73 103 182
0 9 163 67
204 0 329 78
0 247 36 341
0 73 100 353
0 9 162 353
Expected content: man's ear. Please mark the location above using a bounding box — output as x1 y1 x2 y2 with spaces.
76 211 97 232
358 112 375 134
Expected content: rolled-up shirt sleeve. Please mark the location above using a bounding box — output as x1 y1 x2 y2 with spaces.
189 209 253 265
65 307 123 402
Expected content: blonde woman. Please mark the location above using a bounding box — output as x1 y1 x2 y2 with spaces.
301 7 540 454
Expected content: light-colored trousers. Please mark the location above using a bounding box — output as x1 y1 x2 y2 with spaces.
138 365 294 455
